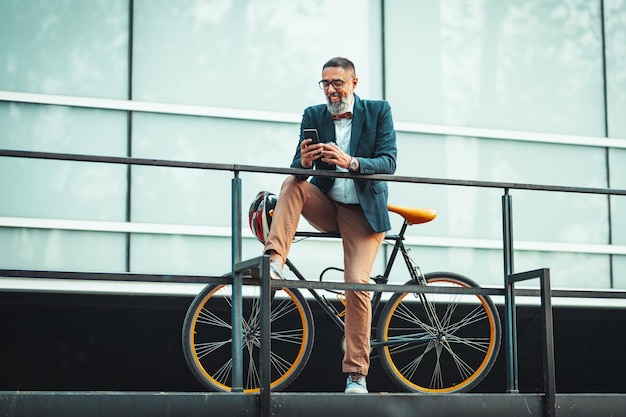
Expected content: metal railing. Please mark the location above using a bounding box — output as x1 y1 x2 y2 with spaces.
2 148 626 417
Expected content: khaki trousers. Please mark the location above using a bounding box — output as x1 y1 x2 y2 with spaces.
264 175 384 376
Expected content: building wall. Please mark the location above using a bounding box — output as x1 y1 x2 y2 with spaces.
1 0 626 294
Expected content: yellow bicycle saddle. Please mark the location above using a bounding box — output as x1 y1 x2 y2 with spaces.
387 204 437 225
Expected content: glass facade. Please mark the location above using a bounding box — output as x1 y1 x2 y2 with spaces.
0 0 129 98
386 0 606 136
1 0 625 294
132 0 381 111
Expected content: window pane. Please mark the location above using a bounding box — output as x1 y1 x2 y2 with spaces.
515 250 610 290
514 190 608 244
605 1 626 138
133 0 382 112
609 148 626 245
0 158 128 221
385 0 605 136
614 255 626 289
131 234 231 275
0 0 128 98
0 228 127 272
395 132 607 186
131 166 232 227
0 103 128 156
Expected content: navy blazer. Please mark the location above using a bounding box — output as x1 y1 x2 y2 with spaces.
291 95 397 233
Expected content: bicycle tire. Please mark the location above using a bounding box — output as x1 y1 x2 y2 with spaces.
376 271 501 393
182 282 314 393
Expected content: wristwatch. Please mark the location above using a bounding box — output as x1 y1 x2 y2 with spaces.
348 157 358 172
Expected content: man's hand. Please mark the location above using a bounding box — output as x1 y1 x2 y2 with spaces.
320 142 351 169
300 139 324 168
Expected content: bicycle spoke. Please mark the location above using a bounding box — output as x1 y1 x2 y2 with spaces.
393 301 438 335
438 294 461 329
270 329 304 345
269 349 296 376
245 341 260 389
443 333 491 352
244 331 297 377
197 307 231 328
430 343 444 389
195 340 230 359
271 298 299 322
220 288 234 308
207 286 257 335
240 292 296 334
418 293 442 331
445 305 488 334
244 296 261 331
212 358 234 387
248 328 304 350
397 340 436 380
440 339 475 380
433 297 491 382
240 323 299 390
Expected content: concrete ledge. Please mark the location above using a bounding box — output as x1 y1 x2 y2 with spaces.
1 391 624 417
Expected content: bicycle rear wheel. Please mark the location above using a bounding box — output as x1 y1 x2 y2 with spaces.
377 271 501 393
182 283 314 392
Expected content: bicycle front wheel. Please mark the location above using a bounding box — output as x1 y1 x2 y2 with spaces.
377 271 501 393
182 283 314 393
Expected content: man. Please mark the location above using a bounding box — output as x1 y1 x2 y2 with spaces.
263 57 397 393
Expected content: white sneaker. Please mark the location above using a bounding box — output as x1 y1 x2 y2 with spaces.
344 374 368 394
269 260 286 280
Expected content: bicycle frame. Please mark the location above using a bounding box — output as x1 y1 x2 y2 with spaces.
286 220 422 334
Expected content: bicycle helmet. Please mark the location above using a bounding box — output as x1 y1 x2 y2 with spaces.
248 191 277 244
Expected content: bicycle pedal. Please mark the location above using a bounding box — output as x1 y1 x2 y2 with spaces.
336 293 346 317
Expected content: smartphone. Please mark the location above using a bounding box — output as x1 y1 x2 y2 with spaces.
303 128 320 144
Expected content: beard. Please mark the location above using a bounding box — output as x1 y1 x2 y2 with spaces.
326 93 350 115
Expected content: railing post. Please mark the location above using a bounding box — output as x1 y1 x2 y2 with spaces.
540 269 557 417
259 254 271 417
506 269 556 417
502 190 519 393
231 171 243 392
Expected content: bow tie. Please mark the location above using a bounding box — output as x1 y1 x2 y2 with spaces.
331 111 353 121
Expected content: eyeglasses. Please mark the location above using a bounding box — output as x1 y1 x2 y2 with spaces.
318 78 352 90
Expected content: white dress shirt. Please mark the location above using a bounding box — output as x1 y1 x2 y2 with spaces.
327 105 359 204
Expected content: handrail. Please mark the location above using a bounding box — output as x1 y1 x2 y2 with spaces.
2 149 626 195
3 267 626 300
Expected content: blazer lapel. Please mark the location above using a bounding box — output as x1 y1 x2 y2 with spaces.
349 95 364 155
313 107 339 192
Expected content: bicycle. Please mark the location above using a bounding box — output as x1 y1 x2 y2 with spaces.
182 204 502 394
